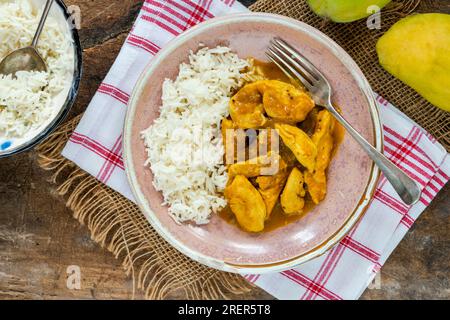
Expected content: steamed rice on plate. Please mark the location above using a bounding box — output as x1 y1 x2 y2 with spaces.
141 45 342 233
0 0 74 151
141 46 249 224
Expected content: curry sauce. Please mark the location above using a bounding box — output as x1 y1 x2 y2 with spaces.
219 60 344 233
252 59 291 82
220 197 317 232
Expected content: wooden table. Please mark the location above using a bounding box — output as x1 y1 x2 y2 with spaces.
0 0 448 300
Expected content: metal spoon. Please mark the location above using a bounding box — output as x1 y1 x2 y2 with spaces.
0 0 54 77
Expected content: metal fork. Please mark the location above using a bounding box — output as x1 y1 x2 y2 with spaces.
267 37 421 205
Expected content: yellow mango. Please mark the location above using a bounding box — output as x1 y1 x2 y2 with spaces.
377 14 450 112
307 0 391 23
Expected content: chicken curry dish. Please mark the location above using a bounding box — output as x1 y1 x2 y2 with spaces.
220 60 344 233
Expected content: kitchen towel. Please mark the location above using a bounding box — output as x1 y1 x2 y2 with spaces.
61 0 449 300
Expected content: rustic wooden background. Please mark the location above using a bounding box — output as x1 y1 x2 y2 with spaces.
0 0 449 300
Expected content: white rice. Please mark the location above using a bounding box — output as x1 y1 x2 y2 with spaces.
141 46 249 224
0 0 74 139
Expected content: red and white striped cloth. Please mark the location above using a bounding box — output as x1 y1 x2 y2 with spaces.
62 0 449 300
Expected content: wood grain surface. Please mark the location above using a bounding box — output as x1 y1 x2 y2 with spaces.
0 0 448 300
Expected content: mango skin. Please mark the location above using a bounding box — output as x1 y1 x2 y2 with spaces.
377 14 450 112
307 0 391 23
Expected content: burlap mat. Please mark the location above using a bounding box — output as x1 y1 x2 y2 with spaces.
37 0 448 299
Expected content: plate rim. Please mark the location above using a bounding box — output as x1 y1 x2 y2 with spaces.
123 12 383 274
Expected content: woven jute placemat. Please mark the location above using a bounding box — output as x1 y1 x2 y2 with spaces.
37 0 448 299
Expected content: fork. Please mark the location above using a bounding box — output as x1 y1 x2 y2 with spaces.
267 37 421 205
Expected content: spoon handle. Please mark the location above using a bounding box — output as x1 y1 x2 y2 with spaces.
31 0 55 48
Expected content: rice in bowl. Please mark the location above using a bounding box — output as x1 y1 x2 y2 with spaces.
0 0 74 150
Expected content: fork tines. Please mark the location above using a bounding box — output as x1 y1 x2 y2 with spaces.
266 37 325 94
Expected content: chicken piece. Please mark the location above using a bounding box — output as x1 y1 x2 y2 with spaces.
280 168 306 215
279 140 298 167
228 152 283 180
311 109 335 147
260 80 315 122
255 158 289 219
230 82 267 129
275 123 317 172
229 80 315 128
224 175 267 232
304 171 327 204
305 110 335 204
299 107 320 136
